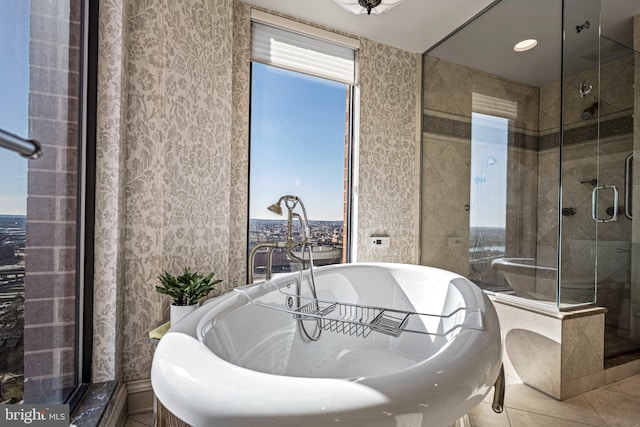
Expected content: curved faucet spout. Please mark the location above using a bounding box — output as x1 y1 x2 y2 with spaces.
247 242 279 283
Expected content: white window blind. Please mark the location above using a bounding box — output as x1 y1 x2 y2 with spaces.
251 19 357 85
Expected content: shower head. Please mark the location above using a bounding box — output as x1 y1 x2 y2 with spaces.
267 195 301 217
581 102 598 121
267 202 283 216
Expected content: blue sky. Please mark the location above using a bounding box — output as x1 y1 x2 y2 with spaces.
0 0 30 215
249 63 348 221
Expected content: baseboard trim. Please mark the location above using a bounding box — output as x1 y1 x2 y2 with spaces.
127 378 154 415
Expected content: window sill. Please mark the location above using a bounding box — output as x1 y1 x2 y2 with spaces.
70 381 118 427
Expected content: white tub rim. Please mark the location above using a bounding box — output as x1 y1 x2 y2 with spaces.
151 262 502 425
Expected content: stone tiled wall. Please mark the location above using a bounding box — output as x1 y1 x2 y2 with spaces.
24 0 82 402
422 49 636 304
494 299 605 400
420 56 539 283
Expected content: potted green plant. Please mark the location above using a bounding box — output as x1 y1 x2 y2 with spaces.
156 267 222 324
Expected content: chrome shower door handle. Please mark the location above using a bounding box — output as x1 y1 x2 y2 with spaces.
591 185 619 223
625 153 633 220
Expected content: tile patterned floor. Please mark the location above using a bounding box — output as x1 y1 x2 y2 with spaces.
124 411 154 427
125 374 640 427
469 373 640 427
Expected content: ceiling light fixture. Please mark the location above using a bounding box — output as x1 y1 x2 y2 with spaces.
513 39 538 52
333 0 406 15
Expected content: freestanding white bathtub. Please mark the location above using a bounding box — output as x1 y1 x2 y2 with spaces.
151 263 502 427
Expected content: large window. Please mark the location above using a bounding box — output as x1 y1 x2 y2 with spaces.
0 0 94 408
248 15 356 280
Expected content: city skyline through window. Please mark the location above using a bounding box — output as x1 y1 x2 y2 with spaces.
1 0 90 405
248 62 351 276
0 0 30 403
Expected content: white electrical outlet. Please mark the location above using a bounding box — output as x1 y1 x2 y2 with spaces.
371 236 390 247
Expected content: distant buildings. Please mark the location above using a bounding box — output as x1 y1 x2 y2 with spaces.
0 216 26 265
248 219 344 276
0 216 26 397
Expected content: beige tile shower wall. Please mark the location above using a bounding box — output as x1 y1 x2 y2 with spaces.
421 132 470 275
423 57 539 130
421 56 539 277
538 55 635 296
541 54 634 134
421 57 471 275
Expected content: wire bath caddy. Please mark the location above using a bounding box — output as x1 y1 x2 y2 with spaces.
254 295 484 339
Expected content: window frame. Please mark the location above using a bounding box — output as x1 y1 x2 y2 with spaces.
63 0 98 410
246 11 358 282
246 62 356 280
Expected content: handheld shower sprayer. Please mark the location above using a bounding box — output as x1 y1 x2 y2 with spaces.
266 195 321 341
475 156 498 184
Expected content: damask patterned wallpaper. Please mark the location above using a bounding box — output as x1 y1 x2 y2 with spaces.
93 0 129 383
228 2 251 289
95 0 419 383
122 0 234 382
357 40 419 263
96 0 234 382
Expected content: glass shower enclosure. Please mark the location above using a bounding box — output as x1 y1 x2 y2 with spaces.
420 0 640 360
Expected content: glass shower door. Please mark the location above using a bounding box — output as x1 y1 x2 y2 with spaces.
561 0 640 360
558 0 600 308
594 38 639 359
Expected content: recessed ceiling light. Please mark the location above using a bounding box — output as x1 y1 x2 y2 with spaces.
513 39 538 52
